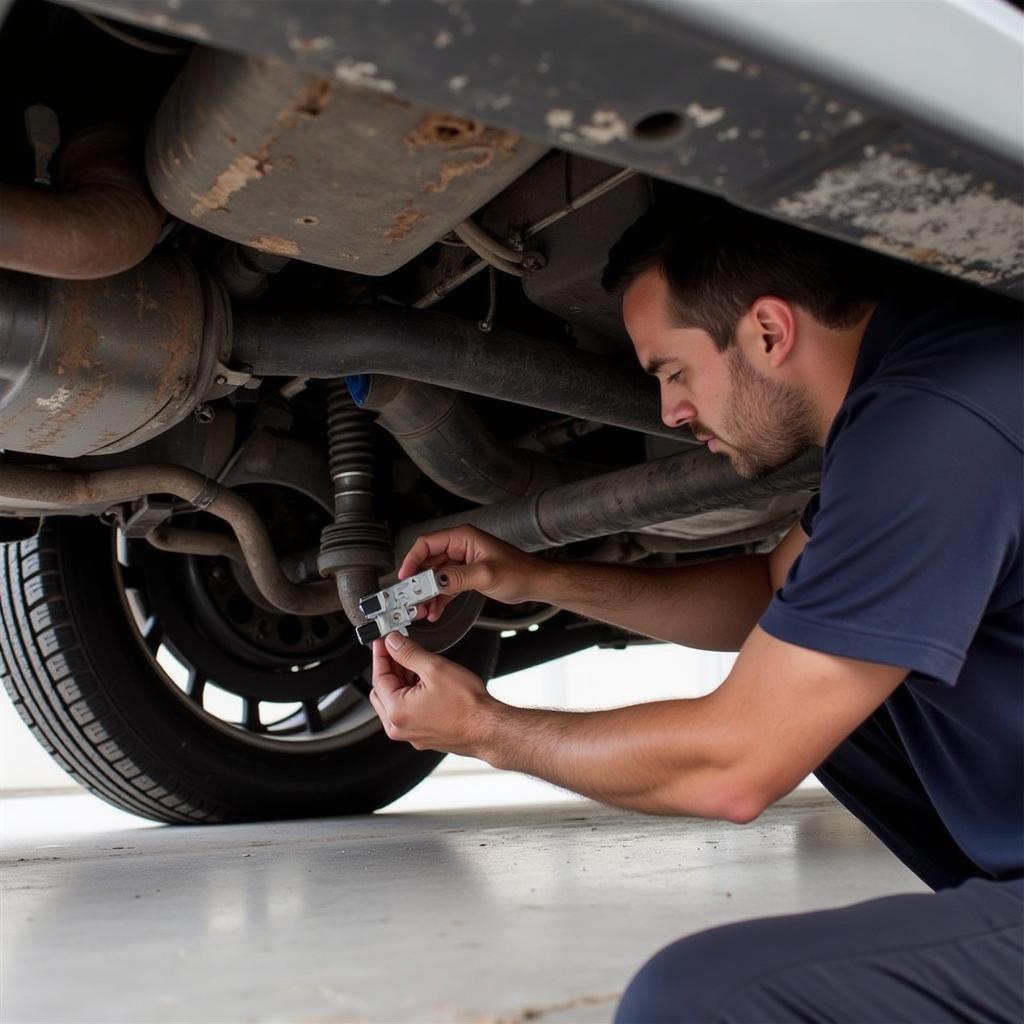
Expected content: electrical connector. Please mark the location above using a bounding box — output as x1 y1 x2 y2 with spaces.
355 569 448 646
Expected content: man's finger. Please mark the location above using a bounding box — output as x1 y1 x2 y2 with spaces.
397 527 472 579
425 595 455 622
371 640 406 699
435 561 494 597
398 532 454 579
397 538 429 580
367 689 404 743
367 687 387 724
384 631 437 675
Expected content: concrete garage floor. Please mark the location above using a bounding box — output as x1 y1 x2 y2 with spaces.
2 774 927 1024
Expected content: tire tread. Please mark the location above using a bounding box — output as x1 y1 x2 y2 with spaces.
0 529 219 823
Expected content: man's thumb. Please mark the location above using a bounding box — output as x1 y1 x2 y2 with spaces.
384 630 431 670
437 562 493 596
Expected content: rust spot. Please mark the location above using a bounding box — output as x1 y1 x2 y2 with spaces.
1 260 204 457
22 282 114 451
129 273 203 438
296 79 331 118
55 284 104 378
190 153 264 218
411 120 521 193
248 235 302 256
27 374 111 453
377 94 413 112
406 114 486 148
385 210 427 241
426 150 497 194
268 154 297 172
190 69 332 218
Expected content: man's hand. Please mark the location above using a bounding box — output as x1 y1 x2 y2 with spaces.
368 632 503 756
398 525 547 622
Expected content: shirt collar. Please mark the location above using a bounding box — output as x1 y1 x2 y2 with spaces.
846 296 909 396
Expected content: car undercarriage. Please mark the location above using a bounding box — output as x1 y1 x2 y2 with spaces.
1 0 1020 822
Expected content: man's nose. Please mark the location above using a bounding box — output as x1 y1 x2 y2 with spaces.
661 395 697 429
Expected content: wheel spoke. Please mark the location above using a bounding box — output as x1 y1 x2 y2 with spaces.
141 616 163 652
242 699 261 732
349 675 373 700
186 669 206 704
303 700 325 733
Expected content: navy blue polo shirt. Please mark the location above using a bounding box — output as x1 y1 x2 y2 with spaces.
760 291 1023 880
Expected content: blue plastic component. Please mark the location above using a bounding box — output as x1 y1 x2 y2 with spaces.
345 374 371 407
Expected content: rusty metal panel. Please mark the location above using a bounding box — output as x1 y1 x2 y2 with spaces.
147 47 546 275
768 144 1024 292
78 0 1021 298
0 255 208 458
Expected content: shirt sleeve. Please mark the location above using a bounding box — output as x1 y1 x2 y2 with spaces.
760 385 1022 684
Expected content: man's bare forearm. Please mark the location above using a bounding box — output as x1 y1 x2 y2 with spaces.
532 555 773 650
476 698 744 819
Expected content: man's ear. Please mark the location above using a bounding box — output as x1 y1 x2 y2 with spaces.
749 296 796 368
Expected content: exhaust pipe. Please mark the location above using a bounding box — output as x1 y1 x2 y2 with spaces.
0 126 164 280
396 447 822 557
0 462 340 616
231 305 683 442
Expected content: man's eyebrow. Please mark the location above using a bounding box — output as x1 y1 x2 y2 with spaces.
642 356 675 376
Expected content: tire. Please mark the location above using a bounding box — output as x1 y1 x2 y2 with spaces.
0 517 498 824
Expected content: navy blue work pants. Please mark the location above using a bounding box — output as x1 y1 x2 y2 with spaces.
616 708 1024 1023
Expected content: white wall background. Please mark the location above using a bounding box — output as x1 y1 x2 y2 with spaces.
1 644 735 792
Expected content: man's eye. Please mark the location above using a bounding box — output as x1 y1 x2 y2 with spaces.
666 371 683 385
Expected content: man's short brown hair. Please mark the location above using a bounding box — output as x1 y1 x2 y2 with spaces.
602 199 880 351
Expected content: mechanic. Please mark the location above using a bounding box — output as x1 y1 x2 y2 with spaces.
369 202 1023 1023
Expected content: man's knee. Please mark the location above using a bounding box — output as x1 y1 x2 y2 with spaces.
615 926 749 1024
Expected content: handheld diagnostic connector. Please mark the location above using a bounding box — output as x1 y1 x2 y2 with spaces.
355 569 447 646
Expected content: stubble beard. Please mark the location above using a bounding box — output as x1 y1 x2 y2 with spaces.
718 347 818 479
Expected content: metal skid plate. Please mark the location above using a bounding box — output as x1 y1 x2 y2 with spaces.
146 46 546 275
